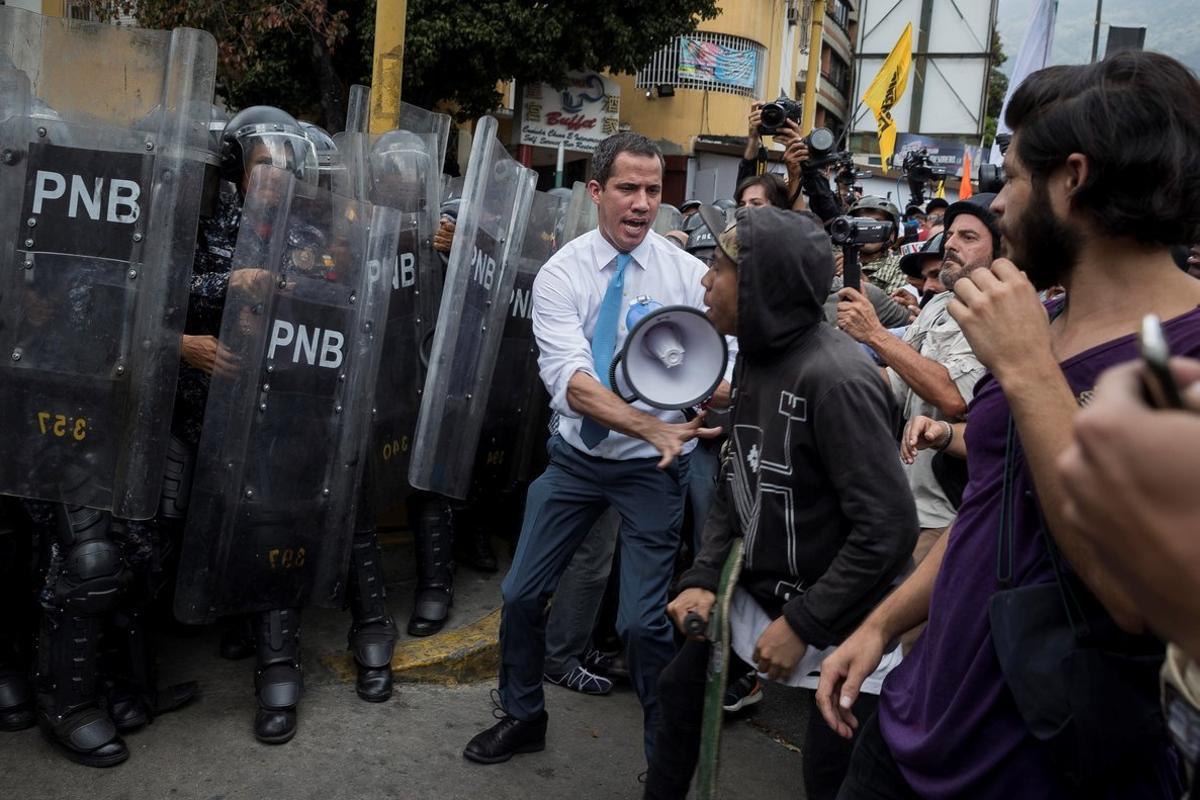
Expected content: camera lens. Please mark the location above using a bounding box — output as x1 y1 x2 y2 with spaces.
807 127 835 153
760 103 786 130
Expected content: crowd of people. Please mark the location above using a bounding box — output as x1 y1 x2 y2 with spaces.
463 48 1200 800
4 21 1200 800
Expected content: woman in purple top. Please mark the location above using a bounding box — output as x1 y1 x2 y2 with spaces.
816 51 1200 800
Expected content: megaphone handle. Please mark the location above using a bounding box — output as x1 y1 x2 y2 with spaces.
608 351 638 403
682 407 698 422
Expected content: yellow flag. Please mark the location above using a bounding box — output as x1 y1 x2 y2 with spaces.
935 180 946 199
861 23 913 174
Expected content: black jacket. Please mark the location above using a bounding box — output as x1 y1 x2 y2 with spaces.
677 207 917 649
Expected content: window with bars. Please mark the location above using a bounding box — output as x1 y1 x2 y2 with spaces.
635 32 765 98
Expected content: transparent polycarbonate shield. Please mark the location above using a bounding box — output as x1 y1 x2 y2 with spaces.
336 126 443 506
344 84 451 173
471 189 569 492
653 203 684 235
0 7 217 518
408 116 537 499
562 181 596 244
174 165 399 623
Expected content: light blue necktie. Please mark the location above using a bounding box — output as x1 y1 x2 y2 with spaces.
580 252 632 449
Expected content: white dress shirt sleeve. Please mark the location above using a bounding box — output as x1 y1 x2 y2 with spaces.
532 262 597 419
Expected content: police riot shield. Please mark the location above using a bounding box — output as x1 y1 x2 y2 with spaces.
471 189 569 492
0 8 217 518
408 116 537 499
653 203 684 235
174 165 399 623
337 125 442 508
562 181 595 244
560 182 683 243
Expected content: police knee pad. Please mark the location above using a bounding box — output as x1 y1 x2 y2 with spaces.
58 538 128 614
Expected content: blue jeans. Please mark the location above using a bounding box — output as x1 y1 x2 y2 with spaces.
499 435 687 761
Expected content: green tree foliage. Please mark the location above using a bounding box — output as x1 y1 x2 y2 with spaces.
394 0 719 118
983 28 1009 147
85 0 718 128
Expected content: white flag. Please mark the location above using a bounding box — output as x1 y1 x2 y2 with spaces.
990 0 1058 165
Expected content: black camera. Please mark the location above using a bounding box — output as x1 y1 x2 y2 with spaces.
758 94 803 135
803 126 836 160
901 148 947 207
977 163 1007 193
830 215 895 247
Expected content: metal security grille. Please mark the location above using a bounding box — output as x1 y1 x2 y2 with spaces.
635 32 765 98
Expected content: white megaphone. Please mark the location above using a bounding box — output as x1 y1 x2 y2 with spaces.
609 296 728 411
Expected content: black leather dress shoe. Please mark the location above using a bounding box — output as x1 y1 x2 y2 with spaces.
463 711 548 764
406 588 452 637
39 707 129 768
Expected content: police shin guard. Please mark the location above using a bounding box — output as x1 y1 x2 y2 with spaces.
347 528 397 703
407 493 455 637
36 506 129 767
253 608 302 744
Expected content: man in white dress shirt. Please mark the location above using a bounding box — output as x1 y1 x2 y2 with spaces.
464 132 733 766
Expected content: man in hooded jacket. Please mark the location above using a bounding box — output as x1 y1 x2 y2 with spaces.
643 206 918 800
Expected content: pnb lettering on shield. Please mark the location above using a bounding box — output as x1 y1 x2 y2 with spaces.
268 320 345 368
32 170 140 223
471 246 496 291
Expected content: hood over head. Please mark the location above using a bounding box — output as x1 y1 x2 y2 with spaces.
726 206 833 356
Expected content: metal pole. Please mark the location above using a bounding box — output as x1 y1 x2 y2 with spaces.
370 0 408 135
801 0 827 135
1090 0 1104 62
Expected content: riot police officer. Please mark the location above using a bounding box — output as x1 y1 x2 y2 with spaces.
179 106 399 744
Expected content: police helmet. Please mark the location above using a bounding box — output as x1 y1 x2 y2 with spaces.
849 195 901 230
221 105 317 186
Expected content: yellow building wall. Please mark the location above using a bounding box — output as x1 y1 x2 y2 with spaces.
609 0 800 155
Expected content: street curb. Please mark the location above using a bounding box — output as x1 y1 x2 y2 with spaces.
321 608 500 685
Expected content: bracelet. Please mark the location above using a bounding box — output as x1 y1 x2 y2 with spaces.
933 420 953 452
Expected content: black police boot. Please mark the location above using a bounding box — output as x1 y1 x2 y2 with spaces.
253 608 302 744
407 493 455 637
103 608 198 734
0 501 35 731
37 612 128 767
0 670 34 732
347 528 397 703
458 524 499 573
219 615 255 660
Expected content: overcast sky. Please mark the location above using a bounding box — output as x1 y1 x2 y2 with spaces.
995 0 1200 74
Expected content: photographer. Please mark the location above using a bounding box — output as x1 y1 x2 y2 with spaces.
844 196 906 294
739 103 841 220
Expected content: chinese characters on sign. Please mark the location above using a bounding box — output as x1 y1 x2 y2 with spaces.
520 72 621 154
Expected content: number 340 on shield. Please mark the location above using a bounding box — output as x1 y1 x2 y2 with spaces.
36 412 87 441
